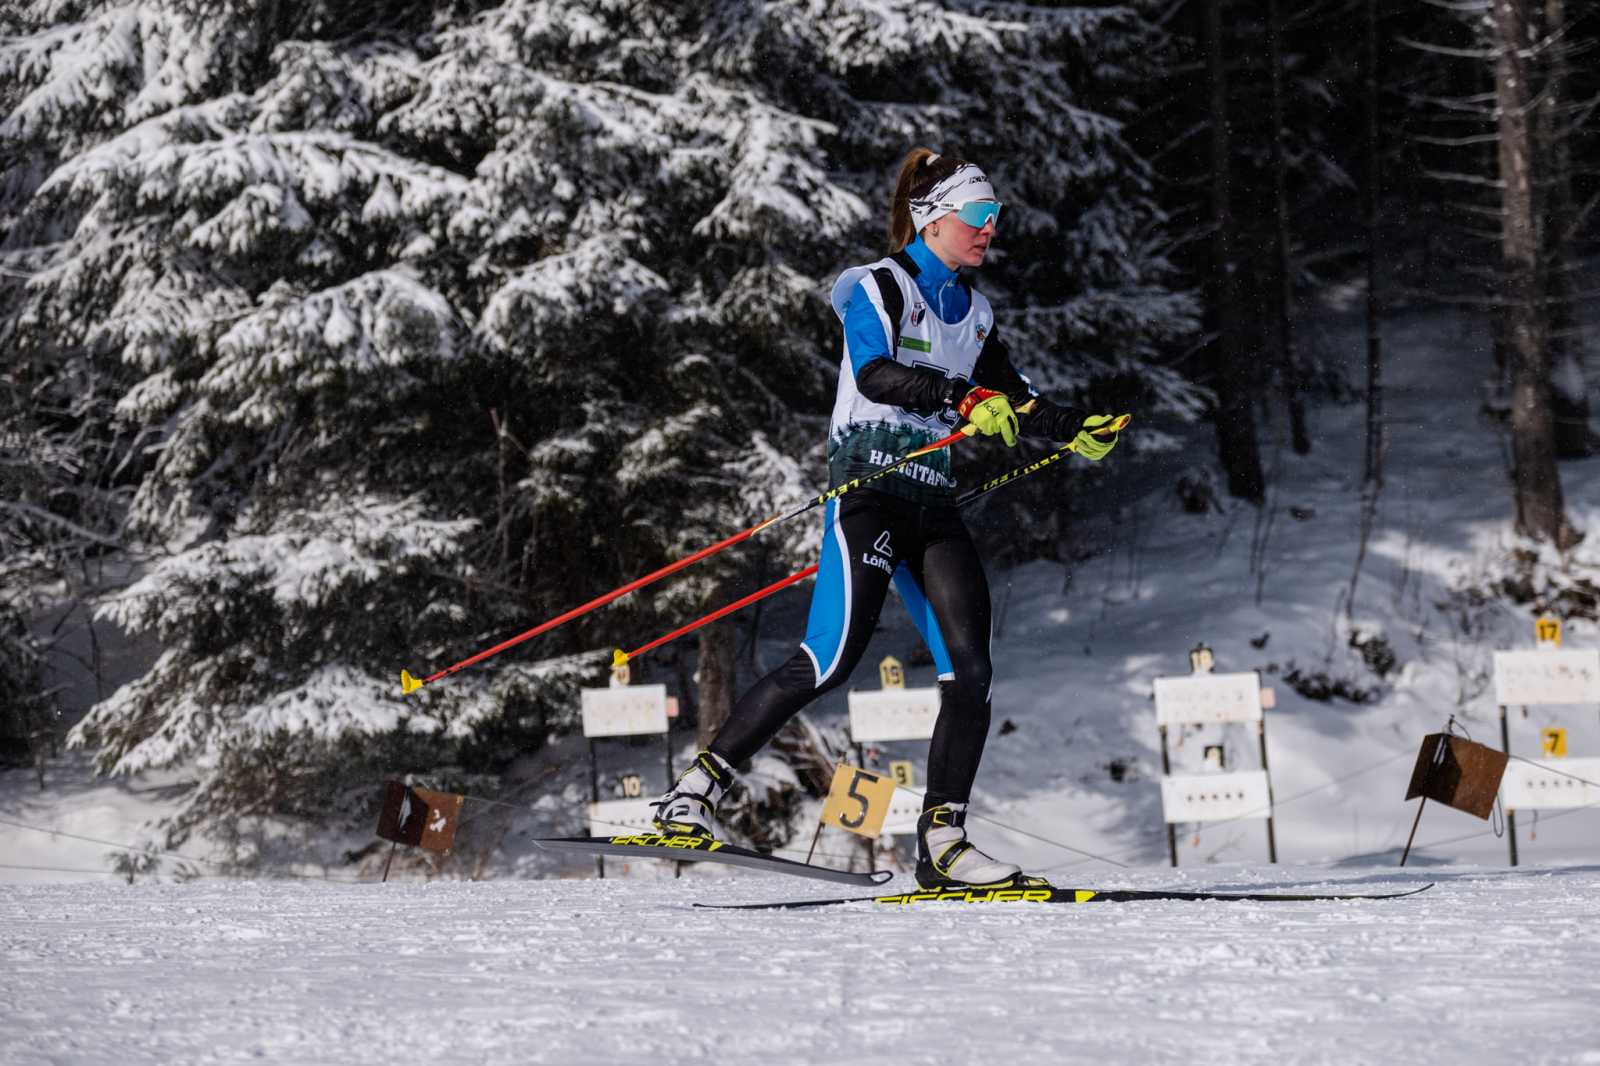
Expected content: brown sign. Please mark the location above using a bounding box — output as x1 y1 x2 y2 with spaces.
820 764 896 838
375 781 466 851
1404 734 1509 820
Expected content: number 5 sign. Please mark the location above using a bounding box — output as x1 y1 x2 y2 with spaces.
820 764 896 838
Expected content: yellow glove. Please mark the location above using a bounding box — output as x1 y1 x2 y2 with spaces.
956 387 1019 447
1071 413 1125 461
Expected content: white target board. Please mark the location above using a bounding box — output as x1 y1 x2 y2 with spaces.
878 790 926 838
1492 650 1600 706
1154 672 1264 726
1500 757 1600 811
1160 770 1272 824
587 798 660 835
581 684 669 737
848 687 940 742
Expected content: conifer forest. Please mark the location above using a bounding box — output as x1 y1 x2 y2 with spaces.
4 0 1600 873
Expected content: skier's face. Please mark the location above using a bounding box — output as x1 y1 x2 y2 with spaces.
925 212 996 269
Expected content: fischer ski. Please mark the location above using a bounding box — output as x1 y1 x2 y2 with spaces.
693 882 1436 910
533 833 894 887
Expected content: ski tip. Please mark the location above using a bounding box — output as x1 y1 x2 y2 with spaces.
612 648 630 668
399 669 423 695
869 870 895 885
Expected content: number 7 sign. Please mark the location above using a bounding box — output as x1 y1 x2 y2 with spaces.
820 764 897 838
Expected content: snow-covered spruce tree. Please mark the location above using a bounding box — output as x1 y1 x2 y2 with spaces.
2 4 595 855
2 0 1196 860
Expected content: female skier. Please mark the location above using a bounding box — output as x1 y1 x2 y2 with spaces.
654 148 1122 889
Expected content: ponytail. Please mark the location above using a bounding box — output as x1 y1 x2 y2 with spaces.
888 148 965 252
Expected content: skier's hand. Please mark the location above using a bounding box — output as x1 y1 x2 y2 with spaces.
957 387 1019 446
1071 413 1124 461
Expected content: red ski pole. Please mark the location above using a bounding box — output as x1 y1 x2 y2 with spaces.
400 424 979 694
611 564 821 669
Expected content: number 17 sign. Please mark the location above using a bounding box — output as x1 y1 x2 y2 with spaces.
820 764 897 838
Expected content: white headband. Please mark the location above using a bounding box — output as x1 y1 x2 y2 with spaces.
909 162 996 232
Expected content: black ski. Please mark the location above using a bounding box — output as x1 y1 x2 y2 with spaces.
533 833 894 887
694 882 1435 910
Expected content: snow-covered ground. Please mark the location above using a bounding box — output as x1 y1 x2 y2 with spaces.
0 756 198 883
4 867 1599 1065
7 307 1600 1061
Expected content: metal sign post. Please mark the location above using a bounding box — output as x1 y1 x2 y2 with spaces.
1499 704 1519 867
1153 667 1276 867
1157 725 1177 866
1257 684 1278 861
1491 645 1600 866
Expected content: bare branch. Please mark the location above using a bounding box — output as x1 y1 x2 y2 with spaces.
0 502 123 549
1422 168 1506 189
1397 35 1496 60
1411 132 1503 147
1565 190 1600 246
1399 90 1497 115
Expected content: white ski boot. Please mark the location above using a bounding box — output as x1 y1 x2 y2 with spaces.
915 802 1023 889
651 750 735 841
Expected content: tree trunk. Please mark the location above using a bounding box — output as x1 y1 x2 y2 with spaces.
1538 0 1592 458
1267 0 1309 455
1493 0 1578 548
1362 0 1383 487
1205 0 1264 503
695 616 737 752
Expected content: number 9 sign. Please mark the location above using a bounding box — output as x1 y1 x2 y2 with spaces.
820 764 896 838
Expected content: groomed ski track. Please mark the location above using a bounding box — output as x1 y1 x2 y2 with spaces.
5 865 1598 1065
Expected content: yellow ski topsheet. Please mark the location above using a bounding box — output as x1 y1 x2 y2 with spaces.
870 887 1097 905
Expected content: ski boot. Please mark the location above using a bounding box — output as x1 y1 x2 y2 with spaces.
915 801 1030 889
651 750 735 842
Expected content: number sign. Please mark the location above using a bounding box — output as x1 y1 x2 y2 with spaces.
581 684 669 737
890 760 915 787
587 798 660 835
1500 757 1600 811
1154 672 1264 726
820 764 897 838
848 687 940 742
1541 728 1568 758
1535 617 1561 648
1492 650 1600 706
1159 770 1272 823
880 788 925 838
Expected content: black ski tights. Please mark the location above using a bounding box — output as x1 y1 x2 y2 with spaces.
709 490 994 806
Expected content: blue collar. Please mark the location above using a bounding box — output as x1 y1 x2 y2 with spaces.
904 235 961 289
